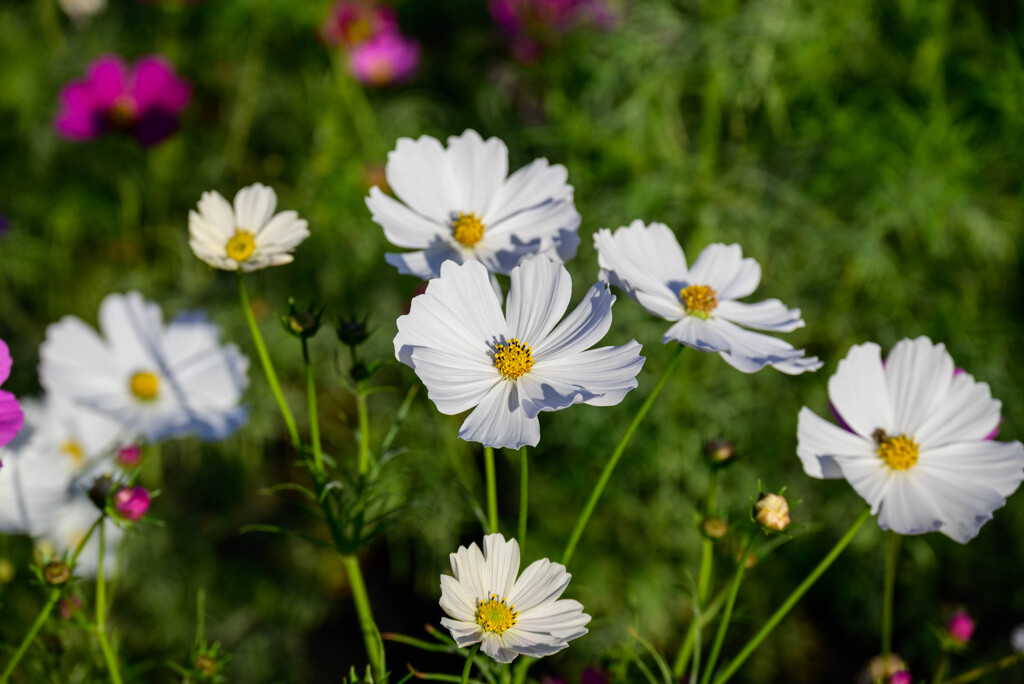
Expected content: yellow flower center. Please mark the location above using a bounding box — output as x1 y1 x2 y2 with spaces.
477 594 518 634
452 213 485 247
876 432 920 471
130 371 160 401
226 229 257 262
59 440 85 465
494 339 533 380
107 95 138 128
680 284 718 319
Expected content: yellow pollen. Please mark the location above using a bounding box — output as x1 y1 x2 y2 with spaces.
452 213 485 247
107 95 137 128
59 440 84 465
130 371 160 401
680 284 718 319
226 229 257 262
494 339 533 380
477 594 518 634
877 433 919 471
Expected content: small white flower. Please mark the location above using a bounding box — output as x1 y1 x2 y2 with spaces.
797 337 1024 543
440 533 590 663
0 419 73 537
368 129 581 280
189 183 310 271
24 395 124 481
594 220 822 374
59 0 106 23
394 256 644 449
39 292 250 442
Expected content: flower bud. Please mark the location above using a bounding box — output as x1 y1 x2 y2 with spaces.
113 486 150 521
889 671 912 684
44 560 71 585
754 493 790 532
948 610 975 644
115 444 143 468
703 439 736 465
701 517 729 539
867 654 907 681
194 655 217 676
88 474 114 510
281 299 325 339
336 315 371 347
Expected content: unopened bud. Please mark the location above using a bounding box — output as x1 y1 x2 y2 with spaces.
868 654 907 680
281 299 324 339
704 439 736 464
113 486 150 521
755 493 790 532
115 445 143 468
948 611 975 644
88 474 114 510
194 655 218 676
336 315 371 347
701 517 729 539
44 560 71 585
890 671 912 684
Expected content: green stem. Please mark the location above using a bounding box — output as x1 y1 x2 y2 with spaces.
301 338 324 475
711 507 872 684
701 536 755 684
356 386 371 476
932 651 949 684
484 447 498 534
342 555 385 682
461 644 480 684
517 447 528 549
672 587 729 678
238 275 300 449
561 344 685 566
95 522 123 684
697 469 719 606
0 590 61 683
940 653 1024 684
882 531 899 658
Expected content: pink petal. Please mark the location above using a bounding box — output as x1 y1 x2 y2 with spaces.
85 55 129 108
0 339 10 385
54 82 105 140
130 56 192 112
0 390 23 448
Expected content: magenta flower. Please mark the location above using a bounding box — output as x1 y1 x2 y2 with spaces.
0 339 24 450
55 55 191 147
948 610 975 644
890 671 912 684
113 486 151 521
321 1 397 48
490 0 615 61
115 444 143 468
349 32 420 87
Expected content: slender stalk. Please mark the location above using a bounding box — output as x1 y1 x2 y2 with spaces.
882 531 899 658
940 653 1024 684
342 555 385 682
561 344 685 566
238 274 300 449
517 447 528 549
697 469 719 606
711 508 872 684
701 536 755 684
95 522 123 684
932 651 949 684
301 338 324 475
484 447 498 534
356 386 371 476
672 587 729 678
461 644 480 684
0 590 61 683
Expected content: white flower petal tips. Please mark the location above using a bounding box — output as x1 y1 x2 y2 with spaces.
594 220 821 374
369 130 581 280
394 256 644 449
797 337 1024 543
439 533 590 663
189 183 310 272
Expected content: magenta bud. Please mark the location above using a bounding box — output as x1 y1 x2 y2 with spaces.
949 611 975 644
890 671 912 684
115 445 143 468
113 486 150 521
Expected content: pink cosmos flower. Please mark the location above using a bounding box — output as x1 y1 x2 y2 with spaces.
115 444 143 468
349 32 420 87
113 486 150 521
890 671 912 684
0 339 24 450
55 54 192 147
321 1 397 48
948 610 975 644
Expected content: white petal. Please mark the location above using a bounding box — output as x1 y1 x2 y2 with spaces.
386 135 461 223
239 253 293 272
366 186 448 249
483 533 520 598
533 283 615 360
884 337 954 437
593 221 688 308
875 472 944 537
486 157 572 225
507 558 571 612
477 200 581 275
447 130 508 217
385 246 464 280
662 317 731 351
500 627 571 659
635 289 685 322
440 574 477 622
705 319 814 374
911 462 1011 543
527 342 644 412
39 317 123 399
408 347 499 414
714 299 805 333
835 458 893 515
515 372 599 419
440 617 484 648
458 381 539 449
686 243 762 301
827 342 893 439
254 210 309 251
915 370 1001 449
754 353 824 375
188 211 229 253
196 190 236 234
515 598 591 639
480 632 519 663
920 440 1024 499
796 406 876 479
233 183 277 231
450 540 487 601
505 257 571 346
98 292 164 374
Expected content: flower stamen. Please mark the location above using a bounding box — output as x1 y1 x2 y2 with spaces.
680 284 718 319
494 339 533 379
130 371 160 401
477 594 518 634
59 440 85 465
226 229 257 262
452 213 485 247
876 432 919 471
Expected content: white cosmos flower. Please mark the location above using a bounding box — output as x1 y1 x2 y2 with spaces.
0 418 71 537
42 495 123 578
189 183 310 271
23 395 124 482
440 533 590 663
394 256 644 449
594 220 822 374
797 337 1024 543
39 292 250 442
367 129 581 280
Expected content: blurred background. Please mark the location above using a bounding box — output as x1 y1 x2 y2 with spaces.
1 0 1023 681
